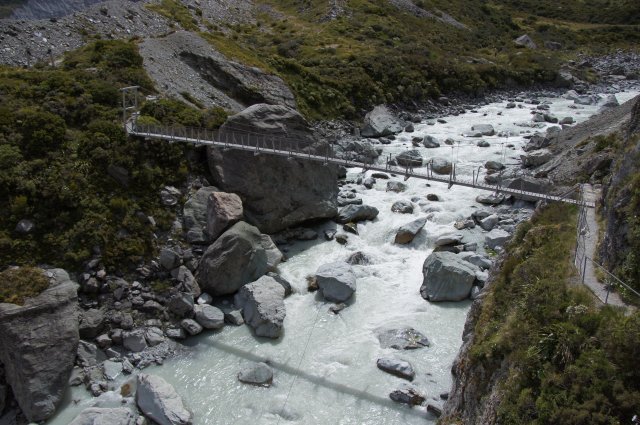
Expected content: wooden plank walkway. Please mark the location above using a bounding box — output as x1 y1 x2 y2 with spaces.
127 122 595 208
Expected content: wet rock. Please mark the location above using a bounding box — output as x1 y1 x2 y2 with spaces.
136 374 193 425
324 229 337 241
430 157 452 175
391 200 414 214
69 407 136 425
427 404 443 417
363 177 376 189
395 217 427 244
390 385 426 406
102 360 123 381
195 222 269 296
335 234 349 245
77 341 104 367
395 149 423 167
485 229 511 249
420 252 477 302
346 251 371 266
376 327 430 350
315 262 357 303
329 303 347 314
422 135 440 148
237 362 273 387
476 140 490 148
181 319 203 336
194 305 225 330
523 133 550 152
235 276 286 338
484 161 504 171
372 172 390 179
260 234 283 272
336 204 379 224
0 277 79 422
206 192 243 242
361 105 405 137
343 222 359 235
471 124 495 136
386 181 407 193
376 358 415 381
267 272 293 296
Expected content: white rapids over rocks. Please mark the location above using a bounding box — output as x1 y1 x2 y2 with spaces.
48 89 638 425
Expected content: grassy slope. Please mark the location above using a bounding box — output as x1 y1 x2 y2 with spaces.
444 204 640 424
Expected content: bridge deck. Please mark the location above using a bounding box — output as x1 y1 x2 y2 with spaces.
127 124 594 208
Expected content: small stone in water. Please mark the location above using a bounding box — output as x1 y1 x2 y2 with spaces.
329 303 347 314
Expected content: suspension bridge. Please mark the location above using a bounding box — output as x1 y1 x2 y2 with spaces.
125 119 593 208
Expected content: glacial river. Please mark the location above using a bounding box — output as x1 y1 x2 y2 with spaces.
49 89 638 425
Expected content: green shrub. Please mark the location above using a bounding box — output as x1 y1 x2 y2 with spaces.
0 266 49 305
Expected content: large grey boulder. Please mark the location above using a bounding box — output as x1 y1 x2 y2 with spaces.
260 234 283 272
503 176 550 201
79 308 105 339
521 149 553 167
395 150 423 167
69 407 136 425
376 358 415 381
470 124 495 136
207 104 338 233
361 105 405 137
136 374 193 425
315 262 357 303
206 192 243 242
0 274 79 423
183 186 218 244
601 94 619 108
395 217 428 244
336 204 379 224
237 362 273 387
523 133 550 152
195 222 269 296
420 252 477 301
430 157 452 175
485 229 511 249
234 276 286 338
376 327 430 350
422 136 440 148
391 200 414 214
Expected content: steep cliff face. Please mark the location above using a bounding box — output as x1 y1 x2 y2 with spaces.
0 271 79 422
599 97 640 291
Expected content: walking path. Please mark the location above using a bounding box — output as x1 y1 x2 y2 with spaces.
579 184 626 307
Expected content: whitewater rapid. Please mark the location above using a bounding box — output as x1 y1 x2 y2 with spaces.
48 89 639 425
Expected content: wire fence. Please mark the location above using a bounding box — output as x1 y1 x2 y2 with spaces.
574 186 640 306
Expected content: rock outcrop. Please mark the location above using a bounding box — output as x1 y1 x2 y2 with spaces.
0 272 79 422
207 104 338 233
206 192 243 242
234 276 286 338
195 221 270 296
183 186 218 244
140 31 296 111
395 217 427 244
420 252 477 302
136 374 193 425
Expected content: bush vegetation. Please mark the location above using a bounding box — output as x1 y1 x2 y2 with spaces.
466 203 640 424
0 266 49 305
0 40 222 271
